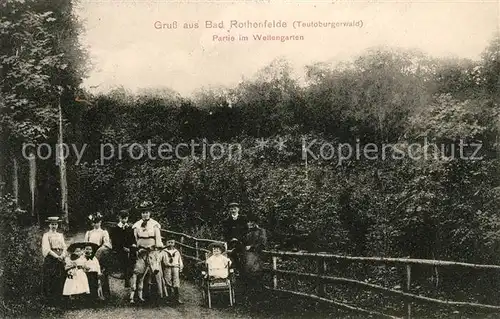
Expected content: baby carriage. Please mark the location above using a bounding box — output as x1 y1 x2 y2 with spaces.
199 242 236 308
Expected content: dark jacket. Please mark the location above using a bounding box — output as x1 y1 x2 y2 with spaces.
243 226 267 252
222 215 248 243
110 223 135 251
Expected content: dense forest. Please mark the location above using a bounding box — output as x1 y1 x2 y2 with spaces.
1 0 499 317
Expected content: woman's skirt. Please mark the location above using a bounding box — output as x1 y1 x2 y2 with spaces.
42 251 66 304
95 246 111 297
86 272 99 299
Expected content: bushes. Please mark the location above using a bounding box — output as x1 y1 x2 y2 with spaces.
0 195 57 317
62 40 500 265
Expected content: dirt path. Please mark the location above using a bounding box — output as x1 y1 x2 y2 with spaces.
39 232 343 319
51 233 261 319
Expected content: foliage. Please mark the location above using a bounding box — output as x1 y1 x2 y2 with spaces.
2 9 500 315
0 195 58 317
0 1 85 315
0 0 86 147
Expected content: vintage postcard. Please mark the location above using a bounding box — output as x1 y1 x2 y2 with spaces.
1 0 499 318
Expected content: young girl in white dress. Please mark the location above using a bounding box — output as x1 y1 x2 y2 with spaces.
63 243 90 302
206 242 232 279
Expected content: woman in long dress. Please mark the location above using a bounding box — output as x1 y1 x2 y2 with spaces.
241 215 267 297
41 216 67 306
85 213 112 298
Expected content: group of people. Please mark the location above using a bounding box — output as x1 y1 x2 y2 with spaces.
222 202 268 285
41 200 183 307
41 217 104 307
41 200 267 308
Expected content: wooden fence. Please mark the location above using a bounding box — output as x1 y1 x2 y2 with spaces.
103 222 500 318
262 250 500 319
160 228 226 263
103 221 226 264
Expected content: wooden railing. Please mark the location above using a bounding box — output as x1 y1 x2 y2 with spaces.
160 228 226 263
102 222 500 318
103 221 226 263
262 250 500 319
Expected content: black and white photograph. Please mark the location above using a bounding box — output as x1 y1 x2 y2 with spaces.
1 0 499 318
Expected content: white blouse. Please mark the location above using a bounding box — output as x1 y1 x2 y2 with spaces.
133 219 163 248
84 256 101 274
42 231 67 258
84 228 112 249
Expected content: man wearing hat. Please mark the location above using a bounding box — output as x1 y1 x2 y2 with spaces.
222 202 247 270
222 202 248 243
110 209 136 288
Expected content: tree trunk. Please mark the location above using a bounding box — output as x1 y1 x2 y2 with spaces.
29 153 37 222
12 158 19 204
58 96 69 229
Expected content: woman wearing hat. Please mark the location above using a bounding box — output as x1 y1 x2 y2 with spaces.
131 201 163 250
84 212 112 298
241 214 267 295
130 200 164 303
84 213 112 251
41 216 67 306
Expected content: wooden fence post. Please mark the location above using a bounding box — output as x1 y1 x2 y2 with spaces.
180 236 184 255
195 240 199 261
317 258 327 296
405 264 412 319
272 256 278 289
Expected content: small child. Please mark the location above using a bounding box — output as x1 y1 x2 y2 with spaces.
63 243 90 304
83 242 102 302
160 239 184 304
206 242 232 279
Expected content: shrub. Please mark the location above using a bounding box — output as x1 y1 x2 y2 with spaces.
0 195 60 317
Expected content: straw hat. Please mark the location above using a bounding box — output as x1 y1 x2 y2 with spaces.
67 242 88 253
45 216 62 223
137 200 155 211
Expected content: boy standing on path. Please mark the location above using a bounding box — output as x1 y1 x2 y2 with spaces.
110 209 136 288
161 238 184 304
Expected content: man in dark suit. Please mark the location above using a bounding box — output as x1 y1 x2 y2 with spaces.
110 209 136 288
222 202 247 242
222 202 248 271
